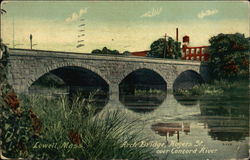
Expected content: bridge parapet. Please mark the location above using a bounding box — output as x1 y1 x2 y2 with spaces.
9 48 202 66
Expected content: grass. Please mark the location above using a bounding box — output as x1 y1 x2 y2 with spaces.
20 93 157 159
174 80 249 97
134 88 166 96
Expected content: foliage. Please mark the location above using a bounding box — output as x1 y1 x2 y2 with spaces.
134 89 165 96
19 94 157 159
1 101 37 158
91 47 121 55
122 50 131 55
174 80 248 97
91 49 102 54
1 42 38 159
208 33 249 80
147 37 182 59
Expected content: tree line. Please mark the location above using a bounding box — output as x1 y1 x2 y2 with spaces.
91 33 249 80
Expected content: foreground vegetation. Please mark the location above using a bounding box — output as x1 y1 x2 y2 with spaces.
4 94 156 159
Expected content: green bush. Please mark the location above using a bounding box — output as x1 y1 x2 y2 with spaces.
1 41 38 159
173 80 246 97
208 33 249 80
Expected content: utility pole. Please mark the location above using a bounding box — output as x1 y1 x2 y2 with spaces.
30 34 33 49
12 17 15 48
163 33 167 59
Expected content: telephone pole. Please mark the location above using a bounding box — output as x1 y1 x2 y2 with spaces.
12 17 15 48
163 33 167 59
30 34 33 49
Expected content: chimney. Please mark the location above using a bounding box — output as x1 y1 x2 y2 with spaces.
176 28 179 42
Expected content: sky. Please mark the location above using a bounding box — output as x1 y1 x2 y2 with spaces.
1 1 249 53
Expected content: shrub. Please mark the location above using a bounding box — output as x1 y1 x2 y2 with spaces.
208 33 249 80
1 41 40 159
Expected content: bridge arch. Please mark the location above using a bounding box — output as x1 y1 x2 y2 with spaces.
118 67 167 112
118 66 168 86
26 62 111 92
118 67 167 94
173 69 204 90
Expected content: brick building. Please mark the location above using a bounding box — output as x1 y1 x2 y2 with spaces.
181 35 209 61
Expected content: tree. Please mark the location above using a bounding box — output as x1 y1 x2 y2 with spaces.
91 47 120 55
91 49 102 54
147 37 181 59
208 33 249 80
123 51 130 56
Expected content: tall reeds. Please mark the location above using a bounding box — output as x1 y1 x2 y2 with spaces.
21 93 156 159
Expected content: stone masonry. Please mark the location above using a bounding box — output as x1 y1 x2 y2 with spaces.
7 48 209 102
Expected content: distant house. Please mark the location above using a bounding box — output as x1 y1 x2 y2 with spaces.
130 50 149 57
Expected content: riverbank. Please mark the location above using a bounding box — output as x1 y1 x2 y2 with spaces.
173 80 249 97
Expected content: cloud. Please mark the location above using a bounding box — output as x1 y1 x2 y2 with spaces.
141 8 162 18
197 9 218 19
65 8 88 23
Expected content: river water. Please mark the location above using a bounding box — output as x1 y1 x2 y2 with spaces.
29 85 249 160
102 90 249 160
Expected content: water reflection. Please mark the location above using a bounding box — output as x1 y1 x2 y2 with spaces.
151 122 190 143
173 94 199 106
119 93 167 113
119 68 167 113
105 84 249 159
199 95 249 141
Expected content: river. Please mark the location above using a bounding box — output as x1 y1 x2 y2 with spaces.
103 90 249 160
29 85 249 160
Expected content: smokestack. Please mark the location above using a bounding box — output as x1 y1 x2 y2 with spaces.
176 28 179 42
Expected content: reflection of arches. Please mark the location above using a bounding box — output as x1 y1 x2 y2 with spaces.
26 62 110 91
173 94 199 106
119 68 167 113
173 70 204 90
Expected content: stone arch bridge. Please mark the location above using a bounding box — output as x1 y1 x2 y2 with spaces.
7 49 209 102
